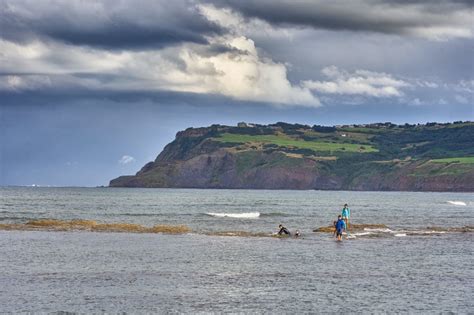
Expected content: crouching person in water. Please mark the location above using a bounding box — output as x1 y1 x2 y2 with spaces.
335 215 346 241
278 224 291 236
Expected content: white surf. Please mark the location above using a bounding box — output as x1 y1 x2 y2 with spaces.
447 201 467 206
364 228 393 233
206 212 260 219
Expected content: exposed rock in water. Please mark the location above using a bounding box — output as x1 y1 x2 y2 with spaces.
313 224 474 233
0 219 191 234
425 226 473 233
313 224 389 233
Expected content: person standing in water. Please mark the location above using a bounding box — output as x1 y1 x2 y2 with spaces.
341 203 350 230
335 215 346 241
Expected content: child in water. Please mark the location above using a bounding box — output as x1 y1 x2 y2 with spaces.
334 215 346 241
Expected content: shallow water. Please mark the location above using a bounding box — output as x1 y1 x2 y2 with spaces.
0 187 473 312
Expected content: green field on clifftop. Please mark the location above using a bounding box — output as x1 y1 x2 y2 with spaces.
214 133 378 153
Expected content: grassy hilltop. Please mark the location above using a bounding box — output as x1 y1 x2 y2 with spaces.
110 121 474 191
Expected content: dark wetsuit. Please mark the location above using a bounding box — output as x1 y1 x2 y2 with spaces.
278 227 291 236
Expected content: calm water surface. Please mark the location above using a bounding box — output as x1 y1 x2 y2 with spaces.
0 187 473 313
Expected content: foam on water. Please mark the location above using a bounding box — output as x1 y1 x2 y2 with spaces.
364 228 393 233
352 232 373 236
206 212 260 219
407 230 447 235
260 212 291 217
204 231 274 238
447 200 467 206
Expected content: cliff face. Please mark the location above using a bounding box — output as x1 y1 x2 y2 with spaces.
110 122 474 192
110 148 342 189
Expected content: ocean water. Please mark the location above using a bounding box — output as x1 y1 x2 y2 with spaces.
0 187 473 313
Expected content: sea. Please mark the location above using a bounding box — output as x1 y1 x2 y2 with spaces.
0 187 473 313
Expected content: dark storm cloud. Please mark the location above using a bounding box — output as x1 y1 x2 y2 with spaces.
0 0 223 49
209 0 472 37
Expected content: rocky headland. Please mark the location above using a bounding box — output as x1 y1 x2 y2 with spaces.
110 121 474 191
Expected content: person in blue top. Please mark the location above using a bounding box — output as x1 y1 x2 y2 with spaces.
341 203 350 230
335 215 346 241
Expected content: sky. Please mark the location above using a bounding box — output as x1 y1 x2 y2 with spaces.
1 0 473 186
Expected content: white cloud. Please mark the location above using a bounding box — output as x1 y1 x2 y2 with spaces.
198 4 246 32
0 39 127 75
0 74 53 91
213 0 473 41
410 98 423 106
303 66 410 98
416 80 439 89
161 36 319 106
455 94 469 104
0 36 319 106
198 4 292 40
410 25 472 42
118 155 135 165
454 80 474 94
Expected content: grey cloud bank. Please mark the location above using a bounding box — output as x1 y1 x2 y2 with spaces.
211 0 473 40
0 0 222 49
1 0 472 105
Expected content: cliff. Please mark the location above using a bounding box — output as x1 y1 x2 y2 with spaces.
110 121 474 191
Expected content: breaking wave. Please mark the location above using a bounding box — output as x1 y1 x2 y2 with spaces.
261 212 292 217
206 212 260 219
363 228 393 233
204 231 274 238
447 201 467 206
